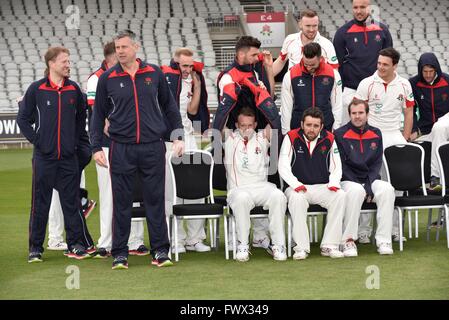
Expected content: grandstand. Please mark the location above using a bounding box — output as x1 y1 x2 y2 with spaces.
0 0 448 114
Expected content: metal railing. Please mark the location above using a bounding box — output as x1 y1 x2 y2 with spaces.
206 14 240 31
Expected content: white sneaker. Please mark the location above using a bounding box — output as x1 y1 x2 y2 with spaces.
342 240 358 257
271 245 287 261
185 242 211 252
47 241 68 251
392 234 407 242
377 242 394 255
293 249 308 260
252 237 270 249
321 246 344 258
235 245 250 262
171 244 186 253
358 234 371 244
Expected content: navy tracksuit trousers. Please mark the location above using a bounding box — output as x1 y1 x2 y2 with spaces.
29 151 86 253
109 140 169 257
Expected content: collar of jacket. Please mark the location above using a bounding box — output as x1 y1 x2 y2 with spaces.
299 57 327 75
231 59 254 73
347 121 369 135
115 58 146 73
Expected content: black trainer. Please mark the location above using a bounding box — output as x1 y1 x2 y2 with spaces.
129 244 150 256
112 256 128 270
151 249 173 267
28 252 43 263
94 247 111 259
67 245 91 260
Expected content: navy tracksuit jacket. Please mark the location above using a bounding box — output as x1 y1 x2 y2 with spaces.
333 18 393 90
334 122 383 197
409 53 449 135
17 77 91 253
90 59 183 257
287 128 335 184
289 59 337 131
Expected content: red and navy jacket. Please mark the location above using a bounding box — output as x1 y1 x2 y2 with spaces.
17 77 87 160
334 122 383 197
287 128 334 185
333 18 392 90
90 59 182 153
409 52 449 135
289 58 336 131
161 59 210 135
212 58 280 134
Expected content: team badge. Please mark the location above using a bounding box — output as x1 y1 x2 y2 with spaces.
322 77 330 86
354 37 358 43
145 77 152 85
120 82 124 88
397 94 404 102
374 34 382 42
47 100 51 106
320 145 328 154
255 147 261 154
370 142 378 150
442 93 448 101
70 98 75 104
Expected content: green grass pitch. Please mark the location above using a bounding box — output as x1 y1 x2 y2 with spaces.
0 148 448 299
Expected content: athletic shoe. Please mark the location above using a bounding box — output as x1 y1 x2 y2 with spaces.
430 217 445 228
357 234 371 244
112 256 128 270
28 252 43 263
342 239 358 257
63 249 70 257
47 240 68 251
321 246 344 258
82 199 96 219
377 242 394 255
151 249 173 267
93 247 111 259
67 245 91 260
86 246 97 255
171 244 186 254
429 176 442 192
129 245 150 256
293 249 308 260
185 242 211 252
271 245 287 261
252 237 270 249
235 244 250 262
392 234 407 242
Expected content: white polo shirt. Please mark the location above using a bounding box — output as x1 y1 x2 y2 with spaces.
280 31 339 70
179 75 194 137
355 71 415 132
223 131 270 190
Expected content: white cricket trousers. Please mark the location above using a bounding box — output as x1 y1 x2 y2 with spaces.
95 147 144 251
285 185 345 253
165 136 206 246
227 182 287 247
47 171 86 243
416 112 449 177
341 180 395 244
359 129 406 238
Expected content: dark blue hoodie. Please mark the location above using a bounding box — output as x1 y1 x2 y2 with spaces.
409 53 449 135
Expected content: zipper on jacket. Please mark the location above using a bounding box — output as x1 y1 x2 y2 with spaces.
359 133 364 154
57 91 61 159
312 75 316 107
131 76 141 144
364 26 368 45
431 88 436 123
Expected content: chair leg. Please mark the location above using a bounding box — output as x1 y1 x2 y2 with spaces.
174 216 179 262
408 210 412 239
209 219 213 248
371 212 376 245
168 215 172 259
398 207 404 251
308 216 313 243
287 215 292 257
445 205 449 249
436 209 443 242
427 208 433 242
315 216 319 243
224 216 229 260
215 218 220 252
232 217 236 260
415 210 419 238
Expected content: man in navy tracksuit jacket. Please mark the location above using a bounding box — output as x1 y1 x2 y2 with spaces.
90 30 184 269
17 47 91 262
409 52 449 188
334 99 395 256
333 0 392 124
